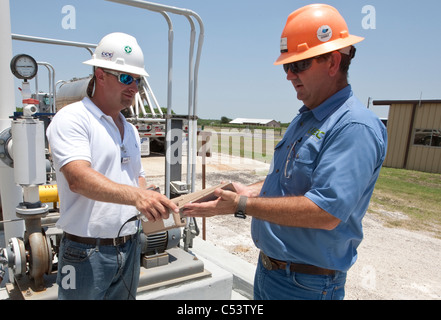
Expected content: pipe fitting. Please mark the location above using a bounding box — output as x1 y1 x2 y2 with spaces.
25 218 51 291
23 104 38 117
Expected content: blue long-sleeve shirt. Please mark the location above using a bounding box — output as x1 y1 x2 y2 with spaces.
251 85 387 271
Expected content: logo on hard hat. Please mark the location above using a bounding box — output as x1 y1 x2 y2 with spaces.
101 51 114 60
280 38 288 53
124 46 132 54
317 25 332 42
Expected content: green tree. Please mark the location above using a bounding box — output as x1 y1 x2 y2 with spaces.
221 116 232 124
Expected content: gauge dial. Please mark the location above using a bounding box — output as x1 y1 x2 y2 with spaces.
10 54 38 80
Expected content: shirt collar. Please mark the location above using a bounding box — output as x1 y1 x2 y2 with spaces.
298 85 353 121
82 96 127 125
82 96 104 119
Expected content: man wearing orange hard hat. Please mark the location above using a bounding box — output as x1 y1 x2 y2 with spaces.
184 4 387 300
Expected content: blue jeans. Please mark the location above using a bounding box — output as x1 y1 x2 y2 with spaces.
254 257 347 300
56 234 141 300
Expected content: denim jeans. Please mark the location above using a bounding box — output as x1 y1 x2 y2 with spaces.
254 257 347 300
56 234 141 300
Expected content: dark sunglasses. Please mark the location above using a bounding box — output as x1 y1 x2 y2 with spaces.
283 56 319 74
103 69 141 86
283 48 355 74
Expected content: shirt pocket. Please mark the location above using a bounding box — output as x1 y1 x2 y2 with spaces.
280 142 319 195
267 138 286 175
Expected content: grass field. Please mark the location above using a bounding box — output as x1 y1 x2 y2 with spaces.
369 167 441 238
204 127 441 238
203 126 282 163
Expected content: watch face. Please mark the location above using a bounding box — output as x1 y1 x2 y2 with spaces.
11 54 38 79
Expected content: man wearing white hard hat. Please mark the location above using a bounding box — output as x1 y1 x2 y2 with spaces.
47 32 178 300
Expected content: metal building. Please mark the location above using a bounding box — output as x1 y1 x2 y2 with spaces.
373 100 441 174
229 118 281 127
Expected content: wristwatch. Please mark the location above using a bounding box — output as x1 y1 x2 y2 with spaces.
234 195 247 219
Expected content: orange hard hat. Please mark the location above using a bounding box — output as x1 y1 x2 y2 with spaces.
274 4 364 65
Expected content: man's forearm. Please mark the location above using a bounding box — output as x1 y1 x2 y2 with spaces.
61 161 141 206
247 195 340 230
248 180 265 197
60 160 179 221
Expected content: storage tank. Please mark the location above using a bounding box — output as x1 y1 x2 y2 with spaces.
56 76 91 111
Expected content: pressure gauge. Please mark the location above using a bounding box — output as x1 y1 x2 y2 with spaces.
10 54 38 80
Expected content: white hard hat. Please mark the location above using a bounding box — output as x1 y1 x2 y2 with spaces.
83 32 149 76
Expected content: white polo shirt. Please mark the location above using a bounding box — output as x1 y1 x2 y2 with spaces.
46 97 145 238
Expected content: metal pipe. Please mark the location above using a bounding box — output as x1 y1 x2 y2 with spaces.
12 34 96 54
11 34 96 113
37 62 56 113
135 93 144 117
160 11 174 199
145 77 164 116
139 79 157 116
190 24 205 193
141 76 163 116
126 118 165 123
186 16 196 189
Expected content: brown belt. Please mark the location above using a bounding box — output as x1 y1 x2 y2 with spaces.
260 251 335 276
64 232 135 246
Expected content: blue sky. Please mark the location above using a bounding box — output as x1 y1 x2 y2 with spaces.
9 0 441 122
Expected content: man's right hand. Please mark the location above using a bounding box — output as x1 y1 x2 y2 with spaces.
136 189 179 222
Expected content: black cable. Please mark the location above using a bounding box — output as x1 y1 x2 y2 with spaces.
116 188 159 299
116 215 140 300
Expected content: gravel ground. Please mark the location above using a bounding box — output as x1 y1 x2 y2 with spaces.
145 153 441 300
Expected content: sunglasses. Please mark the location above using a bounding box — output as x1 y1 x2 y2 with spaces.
283 56 319 74
103 69 141 86
283 49 354 74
